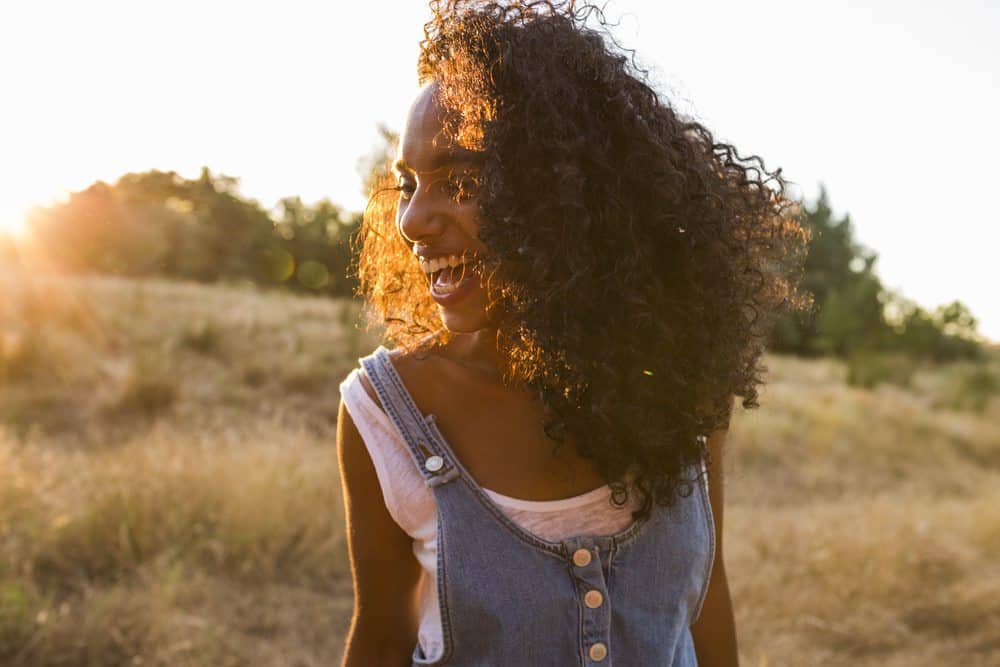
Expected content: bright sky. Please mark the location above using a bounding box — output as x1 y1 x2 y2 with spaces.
1 1 997 340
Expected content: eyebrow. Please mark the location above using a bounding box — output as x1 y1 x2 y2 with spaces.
392 148 483 176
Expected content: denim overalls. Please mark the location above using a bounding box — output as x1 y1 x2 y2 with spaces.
360 346 715 666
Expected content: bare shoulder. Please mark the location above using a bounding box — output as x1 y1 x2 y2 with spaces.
357 345 441 414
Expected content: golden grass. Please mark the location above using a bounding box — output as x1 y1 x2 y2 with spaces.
726 356 1000 666
1 272 998 665
1 421 353 666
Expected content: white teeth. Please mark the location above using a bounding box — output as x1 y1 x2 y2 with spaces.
418 253 473 275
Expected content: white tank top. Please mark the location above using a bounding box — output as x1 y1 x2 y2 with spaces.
339 367 640 661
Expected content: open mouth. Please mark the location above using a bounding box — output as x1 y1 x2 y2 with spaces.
430 262 475 295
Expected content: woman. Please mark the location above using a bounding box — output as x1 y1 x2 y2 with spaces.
336 1 808 664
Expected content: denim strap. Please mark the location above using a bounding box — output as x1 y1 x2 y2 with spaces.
359 346 459 487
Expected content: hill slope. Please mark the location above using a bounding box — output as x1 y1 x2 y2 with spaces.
1 274 997 666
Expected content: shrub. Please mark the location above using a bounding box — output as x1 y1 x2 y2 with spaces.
846 351 915 389
108 356 177 418
177 319 222 356
0 327 57 384
949 365 998 413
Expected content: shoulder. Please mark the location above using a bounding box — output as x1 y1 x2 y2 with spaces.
356 367 380 410
356 344 445 415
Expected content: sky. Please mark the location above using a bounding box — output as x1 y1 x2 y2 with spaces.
1 1 998 340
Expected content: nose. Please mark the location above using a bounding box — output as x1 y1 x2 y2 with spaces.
396 185 448 246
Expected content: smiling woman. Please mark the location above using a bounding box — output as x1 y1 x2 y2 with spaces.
338 1 809 665
390 83 492 335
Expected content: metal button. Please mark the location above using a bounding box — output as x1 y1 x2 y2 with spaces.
572 548 592 567
588 642 608 661
424 455 444 472
584 589 603 608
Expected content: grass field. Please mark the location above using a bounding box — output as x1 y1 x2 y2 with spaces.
2 273 998 666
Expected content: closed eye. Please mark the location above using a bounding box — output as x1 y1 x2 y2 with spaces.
396 177 416 201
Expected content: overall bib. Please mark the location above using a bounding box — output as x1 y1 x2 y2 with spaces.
360 346 715 666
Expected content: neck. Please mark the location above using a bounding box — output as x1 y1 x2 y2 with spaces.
444 328 509 384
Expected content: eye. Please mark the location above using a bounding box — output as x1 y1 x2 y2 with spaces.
396 176 416 201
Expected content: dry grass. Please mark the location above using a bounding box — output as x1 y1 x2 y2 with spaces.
1 271 998 665
726 355 1000 666
1 422 353 666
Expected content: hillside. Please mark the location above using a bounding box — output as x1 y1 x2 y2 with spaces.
2 273 998 666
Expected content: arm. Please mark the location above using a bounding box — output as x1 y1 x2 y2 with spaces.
337 389 422 667
691 398 740 666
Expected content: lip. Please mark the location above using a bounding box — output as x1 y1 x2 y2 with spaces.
413 247 478 262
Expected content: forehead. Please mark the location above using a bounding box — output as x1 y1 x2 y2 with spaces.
396 84 479 172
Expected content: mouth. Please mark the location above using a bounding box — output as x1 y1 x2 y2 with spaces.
429 261 477 296
418 251 481 286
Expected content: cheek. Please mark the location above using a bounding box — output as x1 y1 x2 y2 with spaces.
458 205 483 240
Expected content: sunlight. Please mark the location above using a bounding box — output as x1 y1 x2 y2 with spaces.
0 205 29 238
0 189 64 244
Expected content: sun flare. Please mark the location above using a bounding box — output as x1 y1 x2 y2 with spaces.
1 216 28 238
0 203 30 238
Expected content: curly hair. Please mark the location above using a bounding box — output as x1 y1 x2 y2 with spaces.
356 0 810 518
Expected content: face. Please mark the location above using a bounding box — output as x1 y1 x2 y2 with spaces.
394 83 491 333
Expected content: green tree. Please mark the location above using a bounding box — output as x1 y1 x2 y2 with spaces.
770 186 983 362
882 294 982 361
24 168 362 296
269 196 361 295
770 185 889 355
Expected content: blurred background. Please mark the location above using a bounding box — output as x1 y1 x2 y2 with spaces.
1 1 997 665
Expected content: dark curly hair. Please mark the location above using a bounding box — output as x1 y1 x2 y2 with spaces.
356 0 810 518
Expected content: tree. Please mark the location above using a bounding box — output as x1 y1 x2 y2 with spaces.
356 124 400 200
882 293 982 361
770 185 889 355
23 168 362 296
770 186 983 362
